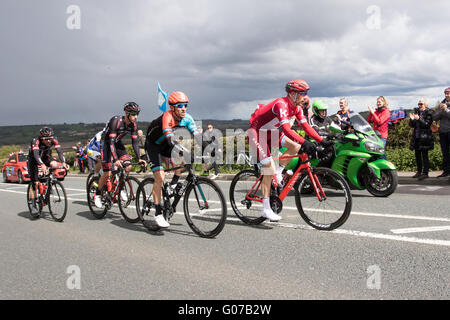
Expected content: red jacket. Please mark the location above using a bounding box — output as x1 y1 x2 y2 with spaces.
368 107 391 139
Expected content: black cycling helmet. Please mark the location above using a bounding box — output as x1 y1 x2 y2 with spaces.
124 102 141 114
39 127 54 138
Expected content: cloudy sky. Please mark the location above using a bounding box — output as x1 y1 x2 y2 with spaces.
0 0 449 126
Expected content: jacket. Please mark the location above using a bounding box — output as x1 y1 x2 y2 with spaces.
432 99 450 133
409 108 434 151
368 107 390 139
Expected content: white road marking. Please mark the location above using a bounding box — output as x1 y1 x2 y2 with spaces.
1 187 450 247
410 186 444 192
391 226 450 234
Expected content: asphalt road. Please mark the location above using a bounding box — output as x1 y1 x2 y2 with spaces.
0 175 449 300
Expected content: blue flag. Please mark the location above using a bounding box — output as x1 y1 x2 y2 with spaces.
157 82 168 113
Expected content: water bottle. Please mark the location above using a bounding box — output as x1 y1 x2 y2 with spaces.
106 178 113 192
281 170 293 187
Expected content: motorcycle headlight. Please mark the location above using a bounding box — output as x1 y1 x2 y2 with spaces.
364 141 385 154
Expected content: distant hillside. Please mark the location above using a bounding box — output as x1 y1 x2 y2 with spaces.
0 119 251 150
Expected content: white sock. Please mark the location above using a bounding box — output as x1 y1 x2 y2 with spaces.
263 197 270 210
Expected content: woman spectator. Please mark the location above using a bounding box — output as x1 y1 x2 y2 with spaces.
409 99 434 180
368 96 391 160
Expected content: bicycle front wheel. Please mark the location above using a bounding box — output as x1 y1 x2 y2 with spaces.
48 181 68 222
184 177 227 238
26 183 42 218
87 176 108 219
118 176 140 223
295 167 352 231
135 177 161 231
229 169 266 225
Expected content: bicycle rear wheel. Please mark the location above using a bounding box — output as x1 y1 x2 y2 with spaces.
184 177 227 238
229 169 266 225
48 180 68 222
87 176 108 219
85 172 95 194
295 167 352 230
135 177 161 231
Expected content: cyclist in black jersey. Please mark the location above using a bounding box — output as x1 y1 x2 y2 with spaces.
27 127 70 214
94 102 147 208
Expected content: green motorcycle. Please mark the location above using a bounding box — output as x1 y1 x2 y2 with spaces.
283 113 398 197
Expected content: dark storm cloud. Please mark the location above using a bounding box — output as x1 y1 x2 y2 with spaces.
0 0 449 125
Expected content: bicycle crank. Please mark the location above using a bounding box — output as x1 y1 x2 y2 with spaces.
270 196 282 214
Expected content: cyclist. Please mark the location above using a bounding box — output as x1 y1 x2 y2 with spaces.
94 102 147 208
309 99 333 138
27 127 70 215
145 91 202 228
86 129 105 178
248 79 333 221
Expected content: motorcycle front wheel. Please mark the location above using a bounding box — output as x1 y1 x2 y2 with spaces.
365 169 398 197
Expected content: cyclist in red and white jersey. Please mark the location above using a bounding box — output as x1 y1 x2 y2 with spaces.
248 79 333 221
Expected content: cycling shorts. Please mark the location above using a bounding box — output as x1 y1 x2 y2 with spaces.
145 141 173 172
101 141 131 171
248 126 283 165
27 156 54 183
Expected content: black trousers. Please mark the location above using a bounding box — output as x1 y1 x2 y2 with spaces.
415 149 430 174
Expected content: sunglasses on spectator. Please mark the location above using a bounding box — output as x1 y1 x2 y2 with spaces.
173 103 188 108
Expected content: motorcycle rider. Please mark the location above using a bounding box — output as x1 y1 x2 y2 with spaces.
309 100 333 138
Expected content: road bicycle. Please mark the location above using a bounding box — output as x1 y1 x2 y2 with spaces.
87 161 141 223
229 146 352 231
135 163 227 238
26 167 68 222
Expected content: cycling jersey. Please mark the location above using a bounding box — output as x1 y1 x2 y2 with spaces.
28 137 65 165
146 110 199 146
146 110 200 172
248 97 323 162
101 116 141 170
87 130 103 161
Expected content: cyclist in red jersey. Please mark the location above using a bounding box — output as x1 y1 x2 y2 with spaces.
248 79 333 221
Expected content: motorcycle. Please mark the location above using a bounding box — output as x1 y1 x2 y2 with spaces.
282 113 398 197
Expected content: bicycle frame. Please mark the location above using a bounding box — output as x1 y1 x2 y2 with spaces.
245 152 327 203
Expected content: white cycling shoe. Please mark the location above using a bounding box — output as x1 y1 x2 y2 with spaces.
94 194 103 209
155 214 170 228
261 208 281 222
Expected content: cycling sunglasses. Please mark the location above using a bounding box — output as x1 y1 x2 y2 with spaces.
172 103 188 108
298 91 308 97
128 111 140 116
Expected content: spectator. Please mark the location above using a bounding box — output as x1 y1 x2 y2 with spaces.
202 124 220 179
85 138 96 174
433 87 450 178
409 98 434 180
336 98 353 122
73 141 87 173
368 96 391 160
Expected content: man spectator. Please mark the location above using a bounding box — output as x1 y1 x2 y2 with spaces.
336 98 353 123
72 141 87 173
202 124 220 180
85 138 96 174
137 130 148 173
433 87 450 178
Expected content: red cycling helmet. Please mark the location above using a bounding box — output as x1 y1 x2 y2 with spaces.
168 91 189 105
285 79 310 93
